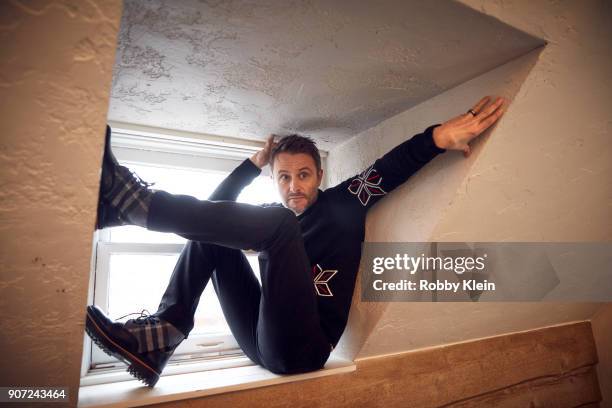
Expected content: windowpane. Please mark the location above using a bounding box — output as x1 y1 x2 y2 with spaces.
108 253 179 319
109 225 185 244
190 254 261 335
108 252 231 335
238 174 281 205
127 163 227 199
102 160 276 339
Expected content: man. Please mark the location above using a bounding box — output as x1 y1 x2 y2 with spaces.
85 96 507 386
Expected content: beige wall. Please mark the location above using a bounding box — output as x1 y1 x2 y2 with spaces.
326 0 611 378
0 0 122 404
0 0 609 405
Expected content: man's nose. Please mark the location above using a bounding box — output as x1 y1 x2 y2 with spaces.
289 179 302 193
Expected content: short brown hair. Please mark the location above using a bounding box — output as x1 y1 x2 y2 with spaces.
270 134 321 171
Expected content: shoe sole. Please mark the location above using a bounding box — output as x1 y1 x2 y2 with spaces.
95 127 112 230
85 309 160 387
96 126 124 230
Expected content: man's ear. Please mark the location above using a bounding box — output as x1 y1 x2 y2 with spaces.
317 168 324 185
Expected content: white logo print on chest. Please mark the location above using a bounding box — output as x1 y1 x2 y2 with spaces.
312 264 337 296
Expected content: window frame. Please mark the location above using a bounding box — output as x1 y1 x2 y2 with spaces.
82 124 269 384
81 122 328 385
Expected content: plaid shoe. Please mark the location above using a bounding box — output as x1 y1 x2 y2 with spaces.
85 305 185 387
96 125 154 229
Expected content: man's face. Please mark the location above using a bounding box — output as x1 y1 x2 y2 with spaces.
272 152 323 215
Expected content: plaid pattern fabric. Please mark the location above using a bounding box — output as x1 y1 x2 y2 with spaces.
104 165 152 225
123 317 184 354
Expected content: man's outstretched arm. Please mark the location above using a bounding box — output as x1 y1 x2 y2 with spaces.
328 96 508 210
329 123 445 210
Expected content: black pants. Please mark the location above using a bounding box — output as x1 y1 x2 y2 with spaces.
146 191 331 375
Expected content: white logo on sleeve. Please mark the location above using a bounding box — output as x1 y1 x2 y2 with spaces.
348 166 386 206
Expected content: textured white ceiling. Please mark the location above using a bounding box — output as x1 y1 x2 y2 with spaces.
108 0 543 150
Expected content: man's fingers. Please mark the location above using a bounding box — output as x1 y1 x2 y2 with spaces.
460 96 490 122
475 97 505 122
264 134 276 149
477 104 506 132
470 96 491 115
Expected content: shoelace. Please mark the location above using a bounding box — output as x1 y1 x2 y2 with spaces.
120 166 156 190
129 169 155 189
116 309 160 325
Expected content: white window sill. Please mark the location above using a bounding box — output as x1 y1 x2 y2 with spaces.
78 355 355 408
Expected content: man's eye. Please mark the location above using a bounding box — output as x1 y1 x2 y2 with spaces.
300 173 309 179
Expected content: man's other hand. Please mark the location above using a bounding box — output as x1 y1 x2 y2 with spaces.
250 134 278 169
433 96 508 158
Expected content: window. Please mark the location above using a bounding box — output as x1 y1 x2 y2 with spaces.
83 125 281 384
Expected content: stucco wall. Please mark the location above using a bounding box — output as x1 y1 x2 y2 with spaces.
0 0 122 404
0 0 609 404
326 0 611 369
